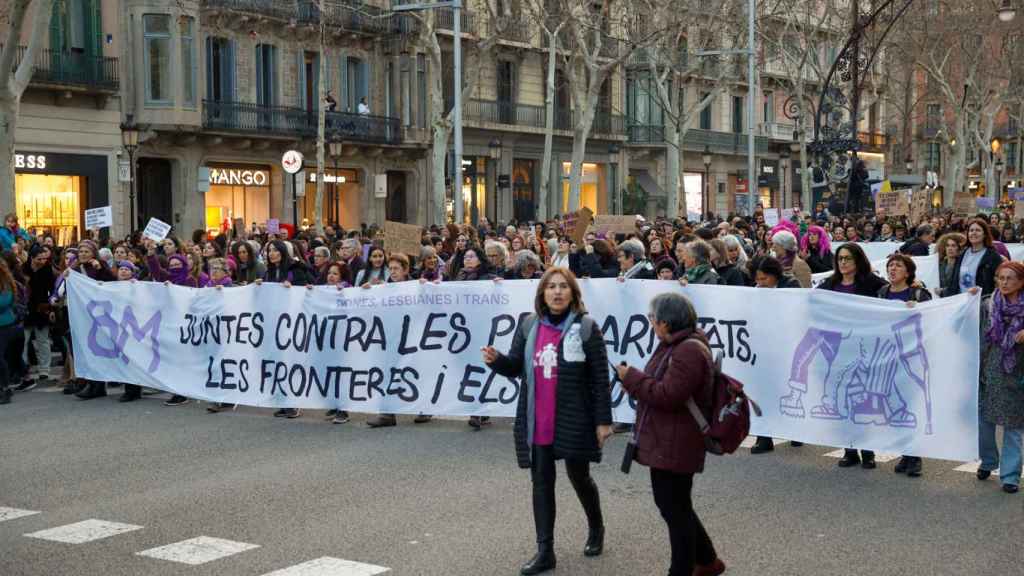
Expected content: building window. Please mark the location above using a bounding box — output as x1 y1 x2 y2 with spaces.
255 44 276 107
400 56 410 126
1007 142 1018 173
926 103 941 132
346 57 368 112
143 14 171 104
732 95 743 134
181 17 195 107
925 141 941 172
700 92 712 130
206 37 235 103
417 54 427 129
763 91 774 124
496 60 515 123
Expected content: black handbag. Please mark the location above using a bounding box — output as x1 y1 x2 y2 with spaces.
620 345 675 474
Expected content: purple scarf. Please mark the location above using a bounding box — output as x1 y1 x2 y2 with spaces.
986 290 1024 373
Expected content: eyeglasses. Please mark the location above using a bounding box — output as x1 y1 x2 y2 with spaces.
837 255 855 263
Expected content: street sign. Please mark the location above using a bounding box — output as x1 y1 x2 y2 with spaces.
118 161 131 183
282 150 304 174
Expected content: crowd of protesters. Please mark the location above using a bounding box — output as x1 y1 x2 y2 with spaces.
0 199 1020 500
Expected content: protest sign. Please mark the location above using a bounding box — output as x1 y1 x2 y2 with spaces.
1015 201 1024 221
975 197 996 211
143 218 172 242
84 206 112 230
267 219 280 235
909 189 930 225
68 275 981 461
383 220 423 256
566 207 593 244
764 208 780 227
876 189 909 216
592 215 637 236
953 192 975 215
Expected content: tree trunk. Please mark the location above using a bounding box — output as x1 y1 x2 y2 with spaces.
665 118 680 218
0 0 57 215
567 83 598 212
538 28 558 221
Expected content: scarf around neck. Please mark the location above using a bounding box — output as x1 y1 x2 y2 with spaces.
685 263 710 282
986 289 1024 373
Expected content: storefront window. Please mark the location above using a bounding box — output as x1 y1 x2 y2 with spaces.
301 168 361 230
205 165 270 235
461 157 487 224
16 174 83 246
758 186 774 209
562 162 603 215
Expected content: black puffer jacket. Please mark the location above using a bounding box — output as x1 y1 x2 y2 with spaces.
489 313 612 469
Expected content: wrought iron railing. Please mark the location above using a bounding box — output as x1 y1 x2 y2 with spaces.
460 99 625 136
7 46 118 91
435 7 476 35
204 0 396 35
627 123 769 154
202 100 401 144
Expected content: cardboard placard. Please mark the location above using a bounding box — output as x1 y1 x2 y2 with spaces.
1014 200 1024 220
953 192 975 216
383 220 423 256
267 218 280 235
592 214 637 236
84 206 112 230
143 218 172 242
570 207 594 245
909 189 930 225
875 190 908 216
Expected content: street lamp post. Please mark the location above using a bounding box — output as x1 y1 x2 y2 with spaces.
779 148 790 208
119 113 140 235
996 157 1006 201
608 143 620 215
329 138 343 226
702 146 712 219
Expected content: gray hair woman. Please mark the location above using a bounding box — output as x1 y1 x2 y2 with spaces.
770 230 811 288
679 240 720 286
615 292 724 576
514 249 544 279
617 238 654 279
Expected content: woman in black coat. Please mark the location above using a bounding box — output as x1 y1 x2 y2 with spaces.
483 267 613 575
816 242 887 469
946 218 1003 298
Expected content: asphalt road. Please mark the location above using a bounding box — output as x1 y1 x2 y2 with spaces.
0 386 1020 576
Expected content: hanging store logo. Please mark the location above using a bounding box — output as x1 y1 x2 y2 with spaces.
209 168 269 186
14 154 46 170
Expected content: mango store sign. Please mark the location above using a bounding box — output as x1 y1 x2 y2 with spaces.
209 168 269 186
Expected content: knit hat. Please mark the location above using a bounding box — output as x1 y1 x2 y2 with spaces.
116 260 138 278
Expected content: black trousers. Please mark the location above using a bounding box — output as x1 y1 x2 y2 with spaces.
650 468 716 576
0 323 21 393
530 445 603 546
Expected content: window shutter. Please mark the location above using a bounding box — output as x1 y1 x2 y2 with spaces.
226 40 236 102
297 49 306 108
205 36 214 101
255 46 264 106
359 58 369 102
340 55 349 110
89 0 102 58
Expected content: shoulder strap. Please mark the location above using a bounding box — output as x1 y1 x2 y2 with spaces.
684 338 716 434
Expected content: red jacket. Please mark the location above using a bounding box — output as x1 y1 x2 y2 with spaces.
622 329 713 474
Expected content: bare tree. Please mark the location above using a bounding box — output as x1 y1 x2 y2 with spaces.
0 0 56 214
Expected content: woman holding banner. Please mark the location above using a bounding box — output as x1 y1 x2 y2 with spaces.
818 243 887 469
978 261 1024 494
947 218 1002 298
482 267 612 575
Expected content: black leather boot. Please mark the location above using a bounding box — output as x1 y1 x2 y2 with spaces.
584 525 604 557
837 449 860 468
750 436 775 454
75 381 106 400
63 379 85 395
520 543 556 575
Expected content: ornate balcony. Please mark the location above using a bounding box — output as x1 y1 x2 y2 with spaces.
202 100 401 144
7 46 118 93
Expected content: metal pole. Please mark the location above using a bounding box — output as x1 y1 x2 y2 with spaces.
746 0 757 217
453 0 464 225
128 150 136 235
292 172 298 227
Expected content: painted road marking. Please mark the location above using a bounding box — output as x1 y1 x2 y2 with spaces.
0 507 40 523
260 557 391 576
137 536 260 565
740 437 791 449
954 461 1000 475
823 449 900 463
25 519 142 544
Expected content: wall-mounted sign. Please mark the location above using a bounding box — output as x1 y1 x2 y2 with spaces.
308 173 347 183
209 168 269 186
497 174 511 188
282 150 304 174
13 154 47 170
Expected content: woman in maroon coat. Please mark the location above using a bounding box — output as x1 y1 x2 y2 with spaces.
617 292 725 576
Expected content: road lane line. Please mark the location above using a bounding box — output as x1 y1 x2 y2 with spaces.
25 519 142 544
260 556 391 575
954 461 1000 475
136 535 260 565
823 449 901 462
0 507 40 523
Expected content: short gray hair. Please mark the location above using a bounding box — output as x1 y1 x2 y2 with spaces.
314 246 330 258
514 249 542 274
419 245 437 259
342 238 360 250
723 234 748 266
685 240 711 265
916 223 935 239
618 238 646 262
649 293 698 333
484 240 507 261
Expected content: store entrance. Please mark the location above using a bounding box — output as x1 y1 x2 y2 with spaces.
138 158 173 232
15 174 85 246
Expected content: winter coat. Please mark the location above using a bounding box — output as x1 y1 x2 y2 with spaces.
621 328 714 474
946 247 1002 297
579 253 620 278
716 263 747 287
0 226 31 252
235 259 266 284
979 297 1024 429
488 312 612 469
22 262 55 327
899 239 930 257
787 257 813 288
454 267 495 282
805 250 834 274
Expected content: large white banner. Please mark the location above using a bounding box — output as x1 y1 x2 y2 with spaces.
68 273 981 461
812 253 940 293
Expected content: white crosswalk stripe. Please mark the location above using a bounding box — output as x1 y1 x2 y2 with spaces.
953 461 1000 475
24 519 143 544
740 437 791 449
0 507 40 523
260 557 390 576
823 449 901 463
136 536 260 565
